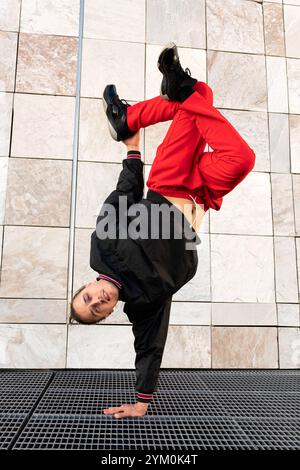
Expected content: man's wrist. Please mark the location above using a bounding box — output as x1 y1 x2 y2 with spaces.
136 401 149 409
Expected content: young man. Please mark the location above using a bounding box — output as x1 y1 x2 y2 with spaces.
69 43 256 419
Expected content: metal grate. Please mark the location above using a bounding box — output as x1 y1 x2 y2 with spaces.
12 415 253 450
0 369 298 450
0 370 53 387
0 415 27 450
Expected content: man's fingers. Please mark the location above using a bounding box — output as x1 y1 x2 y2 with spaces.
103 406 125 414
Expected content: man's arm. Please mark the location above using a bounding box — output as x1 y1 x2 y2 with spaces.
103 297 172 419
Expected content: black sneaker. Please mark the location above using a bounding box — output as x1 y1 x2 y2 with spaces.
157 42 197 102
102 84 135 141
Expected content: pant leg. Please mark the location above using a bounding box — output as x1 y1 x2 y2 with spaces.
126 96 179 131
179 83 256 210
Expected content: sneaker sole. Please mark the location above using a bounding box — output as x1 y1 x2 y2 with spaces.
102 88 119 141
157 42 178 100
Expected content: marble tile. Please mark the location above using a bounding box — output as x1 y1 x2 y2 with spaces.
0 0 21 32
0 157 8 225
277 304 300 327
161 326 211 368
284 4 300 58
78 98 144 162
271 173 295 235
0 92 13 156
263 1 285 56
84 0 145 42
0 32 18 92
287 59 300 114
274 236 298 302
81 39 144 101
145 44 206 100
0 226 69 298
293 175 300 236
144 120 173 165
212 327 278 368
146 0 206 48
212 302 277 326
20 0 80 37
67 325 136 368
4 158 72 226
207 51 267 111
289 114 300 173
0 299 66 323
210 172 273 236
297 238 300 296
76 161 123 228
172 233 211 302
269 113 290 173
266 56 288 113
211 234 275 303
221 109 270 173
0 226 3 270
0 324 67 368
170 302 211 325
278 327 300 368
11 94 75 159
16 33 78 95
283 0 300 4
266 0 282 3
207 0 264 54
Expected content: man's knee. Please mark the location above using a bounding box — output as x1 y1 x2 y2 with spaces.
236 146 256 177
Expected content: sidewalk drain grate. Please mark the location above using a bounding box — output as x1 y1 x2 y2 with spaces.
0 415 27 450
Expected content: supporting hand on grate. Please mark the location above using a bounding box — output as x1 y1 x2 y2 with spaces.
103 402 149 419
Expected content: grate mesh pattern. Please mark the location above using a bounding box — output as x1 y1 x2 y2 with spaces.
0 369 298 450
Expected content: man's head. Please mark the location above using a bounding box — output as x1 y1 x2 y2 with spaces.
69 279 119 324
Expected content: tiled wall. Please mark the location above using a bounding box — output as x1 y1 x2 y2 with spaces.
0 0 299 369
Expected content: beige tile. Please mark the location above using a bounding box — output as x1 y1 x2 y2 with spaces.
0 157 8 225
0 226 69 298
278 327 300 368
0 0 21 32
161 326 211 368
284 4 300 58
5 158 72 226
81 39 144 100
212 327 278 368
146 0 206 48
0 31 18 92
287 59 300 114
208 51 267 111
84 0 145 42
211 234 275 303
263 2 285 56
0 225 3 271
271 173 295 235
170 302 211 325
20 0 80 36
297 238 300 296
212 302 277 326
0 324 67 368
0 92 13 156
76 161 122 228
145 44 206 100
11 93 75 159
210 172 273 236
207 0 264 53
67 324 136 368
289 114 300 173
277 304 300 327
269 113 290 173
78 98 143 163
221 109 269 172
16 33 78 95
266 56 288 113
293 175 300 236
274 237 298 303
0 299 66 323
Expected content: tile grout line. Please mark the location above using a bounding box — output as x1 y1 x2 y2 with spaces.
65 0 85 365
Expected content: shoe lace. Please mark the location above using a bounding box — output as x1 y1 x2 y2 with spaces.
185 67 191 76
121 98 130 107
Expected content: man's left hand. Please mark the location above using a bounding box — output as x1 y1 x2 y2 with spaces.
103 402 149 419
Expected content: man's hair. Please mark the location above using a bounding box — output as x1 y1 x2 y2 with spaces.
68 284 105 325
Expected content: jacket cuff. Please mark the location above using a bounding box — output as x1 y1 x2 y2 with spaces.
136 391 153 403
127 150 141 159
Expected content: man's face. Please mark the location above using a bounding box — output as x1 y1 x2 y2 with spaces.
72 279 119 323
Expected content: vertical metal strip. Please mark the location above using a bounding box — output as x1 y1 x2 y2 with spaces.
67 0 84 312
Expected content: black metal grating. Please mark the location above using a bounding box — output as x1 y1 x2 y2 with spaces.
0 369 298 450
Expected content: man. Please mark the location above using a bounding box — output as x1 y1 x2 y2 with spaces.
69 43 256 419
